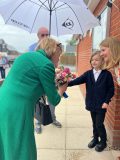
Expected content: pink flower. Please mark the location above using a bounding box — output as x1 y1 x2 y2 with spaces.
61 72 67 78
63 67 70 74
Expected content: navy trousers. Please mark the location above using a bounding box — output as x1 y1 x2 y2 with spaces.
90 111 107 143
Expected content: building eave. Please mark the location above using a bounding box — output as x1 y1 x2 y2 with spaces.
84 0 101 12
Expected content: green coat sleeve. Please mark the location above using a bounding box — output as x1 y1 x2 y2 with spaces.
39 62 61 106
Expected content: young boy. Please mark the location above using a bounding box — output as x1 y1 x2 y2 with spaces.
68 51 114 152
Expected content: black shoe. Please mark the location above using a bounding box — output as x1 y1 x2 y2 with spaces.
88 139 99 148
95 142 107 152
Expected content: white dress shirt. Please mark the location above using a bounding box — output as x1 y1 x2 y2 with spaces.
93 69 102 82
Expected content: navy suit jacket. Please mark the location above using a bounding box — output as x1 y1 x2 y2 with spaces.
68 69 114 112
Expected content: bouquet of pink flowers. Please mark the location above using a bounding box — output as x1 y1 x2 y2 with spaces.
55 66 76 86
55 66 76 98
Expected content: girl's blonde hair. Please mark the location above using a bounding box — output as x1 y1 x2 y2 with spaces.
36 37 62 58
100 37 120 69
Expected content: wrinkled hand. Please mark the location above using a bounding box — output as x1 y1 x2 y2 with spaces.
58 83 68 96
102 103 108 109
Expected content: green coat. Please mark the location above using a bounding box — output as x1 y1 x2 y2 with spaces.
0 50 61 160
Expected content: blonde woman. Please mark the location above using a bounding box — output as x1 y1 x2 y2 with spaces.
100 37 120 160
0 37 67 160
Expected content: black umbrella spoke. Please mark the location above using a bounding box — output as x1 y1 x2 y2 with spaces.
52 4 68 11
52 1 65 11
30 0 54 34
6 0 27 23
52 3 66 11
30 0 49 32
51 1 58 10
35 0 50 10
47 0 52 9
63 3 84 34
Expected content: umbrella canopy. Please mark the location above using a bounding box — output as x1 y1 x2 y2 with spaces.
0 0 99 36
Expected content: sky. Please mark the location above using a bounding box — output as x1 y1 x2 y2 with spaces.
0 15 72 53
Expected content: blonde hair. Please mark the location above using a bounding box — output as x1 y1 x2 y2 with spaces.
90 51 104 69
100 37 120 69
36 37 62 58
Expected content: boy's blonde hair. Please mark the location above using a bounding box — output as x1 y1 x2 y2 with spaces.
90 51 101 63
100 37 120 69
90 51 104 69
36 37 62 58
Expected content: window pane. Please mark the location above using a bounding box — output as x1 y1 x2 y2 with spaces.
92 7 109 51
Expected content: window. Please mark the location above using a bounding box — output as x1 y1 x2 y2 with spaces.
92 7 111 51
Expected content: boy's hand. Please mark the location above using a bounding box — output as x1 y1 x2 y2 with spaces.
102 103 108 109
58 83 68 96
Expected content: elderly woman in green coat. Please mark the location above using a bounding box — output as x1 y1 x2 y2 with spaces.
0 37 67 160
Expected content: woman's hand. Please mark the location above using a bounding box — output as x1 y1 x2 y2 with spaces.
102 103 108 109
58 83 68 97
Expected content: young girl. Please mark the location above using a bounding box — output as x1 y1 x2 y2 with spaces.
100 37 120 159
68 51 114 152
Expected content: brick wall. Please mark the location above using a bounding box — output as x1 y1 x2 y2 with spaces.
106 0 120 147
110 0 120 39
77 35 92 96
60 54 76 65
77 0 120 147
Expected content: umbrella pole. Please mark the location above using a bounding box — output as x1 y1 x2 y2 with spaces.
49 0 53 36
49 9 52 36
